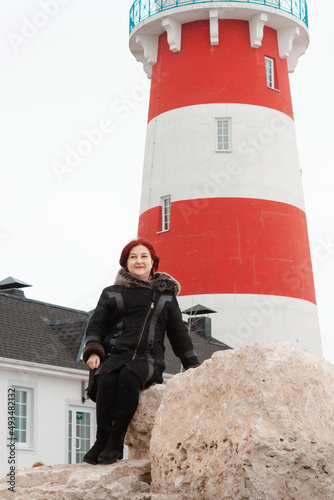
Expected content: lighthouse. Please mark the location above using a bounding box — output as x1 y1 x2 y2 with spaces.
129 0 322 355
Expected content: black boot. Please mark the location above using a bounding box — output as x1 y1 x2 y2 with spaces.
83 426 109 465
97 428 125 464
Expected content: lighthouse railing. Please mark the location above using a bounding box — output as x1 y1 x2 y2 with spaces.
129 0 308 33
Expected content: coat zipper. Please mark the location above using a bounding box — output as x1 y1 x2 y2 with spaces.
132 294 155 361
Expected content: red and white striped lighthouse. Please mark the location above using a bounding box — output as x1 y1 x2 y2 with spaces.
129 0 322 355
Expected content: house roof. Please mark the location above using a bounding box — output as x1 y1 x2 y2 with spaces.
0 288 231 375
0 291 90 371
164 331 231 375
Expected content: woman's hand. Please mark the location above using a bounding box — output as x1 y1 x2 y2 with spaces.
86 353 100 369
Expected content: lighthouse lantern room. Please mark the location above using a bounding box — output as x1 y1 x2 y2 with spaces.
128 0 322 355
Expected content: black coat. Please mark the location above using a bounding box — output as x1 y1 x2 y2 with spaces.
82 269 199 401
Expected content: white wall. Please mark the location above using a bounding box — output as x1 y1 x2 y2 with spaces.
0 362 93 480
178 293 322 356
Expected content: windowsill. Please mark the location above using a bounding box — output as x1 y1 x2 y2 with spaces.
215 150 231 153
268 86 280 92
15 446 35 451
156 229 170 234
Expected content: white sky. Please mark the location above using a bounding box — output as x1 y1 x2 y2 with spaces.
1 1 333 363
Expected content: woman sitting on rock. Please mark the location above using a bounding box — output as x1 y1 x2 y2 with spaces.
82 238 199 465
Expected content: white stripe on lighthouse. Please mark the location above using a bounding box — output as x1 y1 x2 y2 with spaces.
140 103 304 215
177 293 322 356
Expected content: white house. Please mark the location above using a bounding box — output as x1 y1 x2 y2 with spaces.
0 277 94 479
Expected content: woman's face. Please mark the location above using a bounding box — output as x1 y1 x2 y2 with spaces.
127 244 154 280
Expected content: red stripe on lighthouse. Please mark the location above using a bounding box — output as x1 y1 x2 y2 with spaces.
148 21 293 123
138 198 316 304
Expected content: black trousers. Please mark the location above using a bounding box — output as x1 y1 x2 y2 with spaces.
95 367 142 439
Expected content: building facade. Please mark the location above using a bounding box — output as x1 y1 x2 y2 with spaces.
0 280 93 478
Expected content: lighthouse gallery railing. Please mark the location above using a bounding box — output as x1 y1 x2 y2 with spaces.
129 0 308 33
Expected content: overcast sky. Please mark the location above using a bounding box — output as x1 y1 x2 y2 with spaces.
1 0 333 363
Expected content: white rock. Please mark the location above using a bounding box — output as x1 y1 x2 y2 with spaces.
3 342 334 500
125 384 165 460
150 342 334 500
0 460 151 500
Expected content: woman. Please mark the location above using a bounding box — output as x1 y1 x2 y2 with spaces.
82 238 199 465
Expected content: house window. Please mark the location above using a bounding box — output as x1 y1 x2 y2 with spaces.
265 56 275 89
216 118 231 152
161 196 171 232
12 387 33 447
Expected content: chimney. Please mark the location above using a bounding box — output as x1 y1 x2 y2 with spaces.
0 276 32 299
189 316 212 339
182 304 217 340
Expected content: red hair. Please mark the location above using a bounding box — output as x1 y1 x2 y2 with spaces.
119 238 160 275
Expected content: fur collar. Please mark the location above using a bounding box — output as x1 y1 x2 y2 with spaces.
115 268 180 296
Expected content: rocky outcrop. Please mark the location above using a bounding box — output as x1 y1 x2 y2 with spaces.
2 342 334 500
0 459 191 499
150 342 334 500
126 384 166 460
0 460 151 500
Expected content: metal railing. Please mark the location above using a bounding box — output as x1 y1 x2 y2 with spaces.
129 0 308 33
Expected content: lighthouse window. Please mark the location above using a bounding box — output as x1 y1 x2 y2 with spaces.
161 196 171 232
265 57 275 89
216 118 231 152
